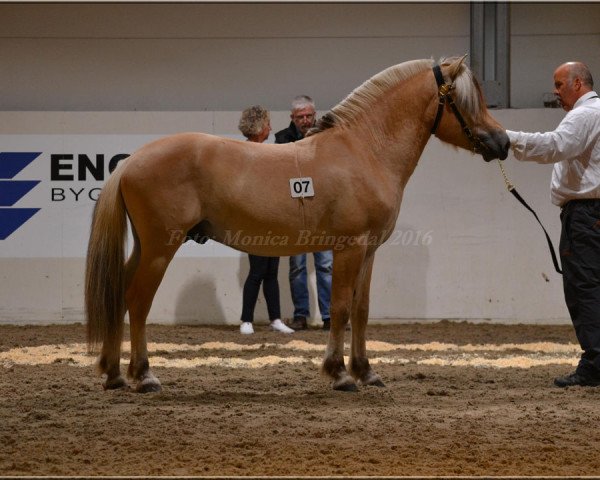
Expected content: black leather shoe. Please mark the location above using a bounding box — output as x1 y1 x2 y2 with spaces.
554 371 600 388
288 316 307 331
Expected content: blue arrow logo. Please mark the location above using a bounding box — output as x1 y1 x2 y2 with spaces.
0 180 40 206
0 152 42 240
0 152 41 179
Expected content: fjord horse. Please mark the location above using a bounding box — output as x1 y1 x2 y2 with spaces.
85 56 509 393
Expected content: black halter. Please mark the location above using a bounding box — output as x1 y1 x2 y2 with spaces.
430 64 486 154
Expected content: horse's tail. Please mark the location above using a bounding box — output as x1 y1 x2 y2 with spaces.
85 163 128 354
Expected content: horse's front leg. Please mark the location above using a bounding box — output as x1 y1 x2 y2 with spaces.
348 252 385 387
322 245 366 391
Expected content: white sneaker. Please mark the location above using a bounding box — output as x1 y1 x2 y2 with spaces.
270 319 295 334
240 322 254 334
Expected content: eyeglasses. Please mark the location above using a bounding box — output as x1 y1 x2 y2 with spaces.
293 113 315 121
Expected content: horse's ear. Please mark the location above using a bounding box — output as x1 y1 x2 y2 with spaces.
447 54 468 81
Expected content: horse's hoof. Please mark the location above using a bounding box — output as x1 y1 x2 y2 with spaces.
332 380 358 392
367 379 386 388
136 382 162 393
357 371 386 388
135 377 162 393
102 375 128 390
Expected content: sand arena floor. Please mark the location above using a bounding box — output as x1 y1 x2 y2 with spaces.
1 321 599 477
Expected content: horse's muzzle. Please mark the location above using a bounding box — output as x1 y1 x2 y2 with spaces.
477 128 510 162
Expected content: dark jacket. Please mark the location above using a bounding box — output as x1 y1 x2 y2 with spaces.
274 121 303 144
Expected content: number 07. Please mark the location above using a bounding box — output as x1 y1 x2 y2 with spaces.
289 177 315 198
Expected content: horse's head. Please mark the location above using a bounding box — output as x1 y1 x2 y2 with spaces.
430 56 509 162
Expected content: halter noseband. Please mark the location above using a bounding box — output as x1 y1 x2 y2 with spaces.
430 64 486 154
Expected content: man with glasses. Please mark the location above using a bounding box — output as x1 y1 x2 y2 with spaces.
275 95 333 331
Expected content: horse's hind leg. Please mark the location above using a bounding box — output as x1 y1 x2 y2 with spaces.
348 252 384 387
97 229 142 390
97 239 142 391
125 238 178 393
99 323 127 390
322 245 365 392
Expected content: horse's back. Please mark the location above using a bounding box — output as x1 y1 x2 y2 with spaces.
124 132 235 171
119 132 301 237
123 132 297 175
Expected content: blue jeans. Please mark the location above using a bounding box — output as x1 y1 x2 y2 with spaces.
289 251 333 320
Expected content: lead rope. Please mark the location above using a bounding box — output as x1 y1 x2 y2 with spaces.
497 160 563 275
497 158 514 191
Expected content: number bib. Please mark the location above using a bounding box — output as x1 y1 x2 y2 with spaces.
289 177 315 198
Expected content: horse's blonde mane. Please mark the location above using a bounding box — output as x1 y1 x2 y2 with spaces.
308 57 483 136
444 57 484 122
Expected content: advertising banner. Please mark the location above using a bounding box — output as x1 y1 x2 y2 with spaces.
0 135 242 258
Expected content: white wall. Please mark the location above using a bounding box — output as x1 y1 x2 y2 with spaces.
511 3 600 108
2 2 597 325
0 109 568 326
1 4 598 111
0 3 469 111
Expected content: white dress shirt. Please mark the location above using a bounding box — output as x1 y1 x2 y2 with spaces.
506 91 600 206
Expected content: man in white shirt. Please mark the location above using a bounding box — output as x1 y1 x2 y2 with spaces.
507 61 600 387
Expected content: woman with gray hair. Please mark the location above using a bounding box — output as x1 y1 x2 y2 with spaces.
238 105 271 143
238 106 294 335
